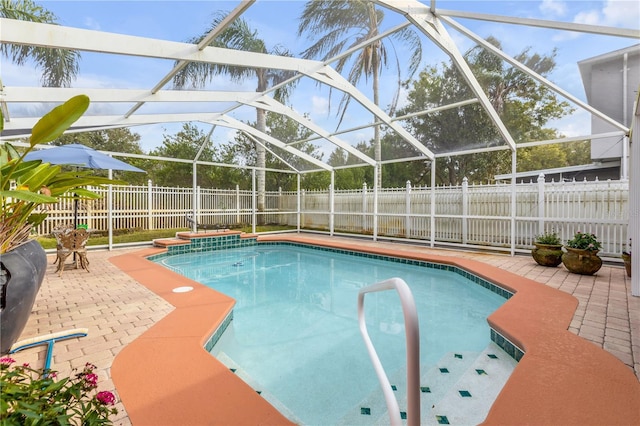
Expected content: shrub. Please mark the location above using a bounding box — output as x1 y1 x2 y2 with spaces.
565 231 602 252
0 357 117 425
535 230 561 245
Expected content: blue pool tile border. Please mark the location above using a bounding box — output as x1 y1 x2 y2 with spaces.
491 328 525 362
147 234 258 262
149 237 522 362
204 310 234 352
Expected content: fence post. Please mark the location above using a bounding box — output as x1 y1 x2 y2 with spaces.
329 171 335 236
296 175 301 232
235 185 240 225
430 160 436 247
462 177 468 245
373 167 378 241
405 181 411 238
362 182 368 233
107 180 113 251
537 173 545 236
147 179 154 231
86 189 93 230
251 170 256 234
196 185 201 223
301 189 305 230
278 187 282 225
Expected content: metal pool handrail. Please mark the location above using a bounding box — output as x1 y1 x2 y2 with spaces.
357 277 420 426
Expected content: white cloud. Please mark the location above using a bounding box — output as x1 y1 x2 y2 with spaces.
539 0 568 18
602 0 640 28
573 0 640 28
311 95 329 115
549 110 591 138
574 10 602 25
82 16 101 31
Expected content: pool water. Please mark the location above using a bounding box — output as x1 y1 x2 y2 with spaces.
158 244 506 424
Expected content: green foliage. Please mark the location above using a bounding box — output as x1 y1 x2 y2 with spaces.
148 123 217 188
535 230 562 245
565 231 602 252
396 37 575 185
0 357 117 425
210 111 327 190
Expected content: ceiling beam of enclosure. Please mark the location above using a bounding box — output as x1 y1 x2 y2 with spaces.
375 0 516 151
0 15 434 166
438 16 638 133
123 0 257 119
1 0 638 170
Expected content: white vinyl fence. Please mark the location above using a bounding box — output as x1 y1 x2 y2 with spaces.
36 176 630 256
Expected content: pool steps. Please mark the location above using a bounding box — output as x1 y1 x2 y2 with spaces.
338 343 516 425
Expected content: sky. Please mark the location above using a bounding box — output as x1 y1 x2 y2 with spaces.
2 0 639 156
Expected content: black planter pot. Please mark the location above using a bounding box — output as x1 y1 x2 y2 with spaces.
0 240 47 354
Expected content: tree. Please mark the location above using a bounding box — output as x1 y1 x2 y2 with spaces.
1 0 80 87
173 11 297 223
149 124 217 188
328 143 371 189
297 0 422 188
219 111 327 190
398 37 574 185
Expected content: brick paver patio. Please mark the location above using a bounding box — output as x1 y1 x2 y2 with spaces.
6 238 639 424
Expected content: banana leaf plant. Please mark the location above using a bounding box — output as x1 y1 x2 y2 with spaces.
1 95 125 253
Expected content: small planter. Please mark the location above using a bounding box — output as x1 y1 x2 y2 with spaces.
532 243 563 267
562 247 602 275
622 252 631 277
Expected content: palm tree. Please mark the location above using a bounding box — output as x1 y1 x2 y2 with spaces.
297 0 422 188
173 11 296 224
0 0 80 87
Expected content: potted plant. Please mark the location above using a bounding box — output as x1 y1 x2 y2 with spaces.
0 95 121 354
561 231 603 275
622 239 631 277
532 230 563 267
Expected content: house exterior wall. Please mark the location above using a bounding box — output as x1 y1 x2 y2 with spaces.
579 44 640 162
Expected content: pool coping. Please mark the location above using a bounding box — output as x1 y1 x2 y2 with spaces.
110 234 640 425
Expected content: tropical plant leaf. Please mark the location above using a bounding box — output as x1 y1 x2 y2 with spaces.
30 94 90 146
18 163 62 192
0 189 58 204
27 213 48 226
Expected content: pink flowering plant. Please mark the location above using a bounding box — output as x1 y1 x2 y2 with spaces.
565 231 602 252
0 357 117 425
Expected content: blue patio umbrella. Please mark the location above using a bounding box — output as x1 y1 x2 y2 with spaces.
24 143 145 228
24 143 145 173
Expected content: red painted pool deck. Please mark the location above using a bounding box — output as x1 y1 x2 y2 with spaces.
8 233 640 425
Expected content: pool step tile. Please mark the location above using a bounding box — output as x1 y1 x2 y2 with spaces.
337 343 516 425
428 343 518 425
337 350 478 425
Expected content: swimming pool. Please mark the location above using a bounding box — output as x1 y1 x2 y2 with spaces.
157 243 511 424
